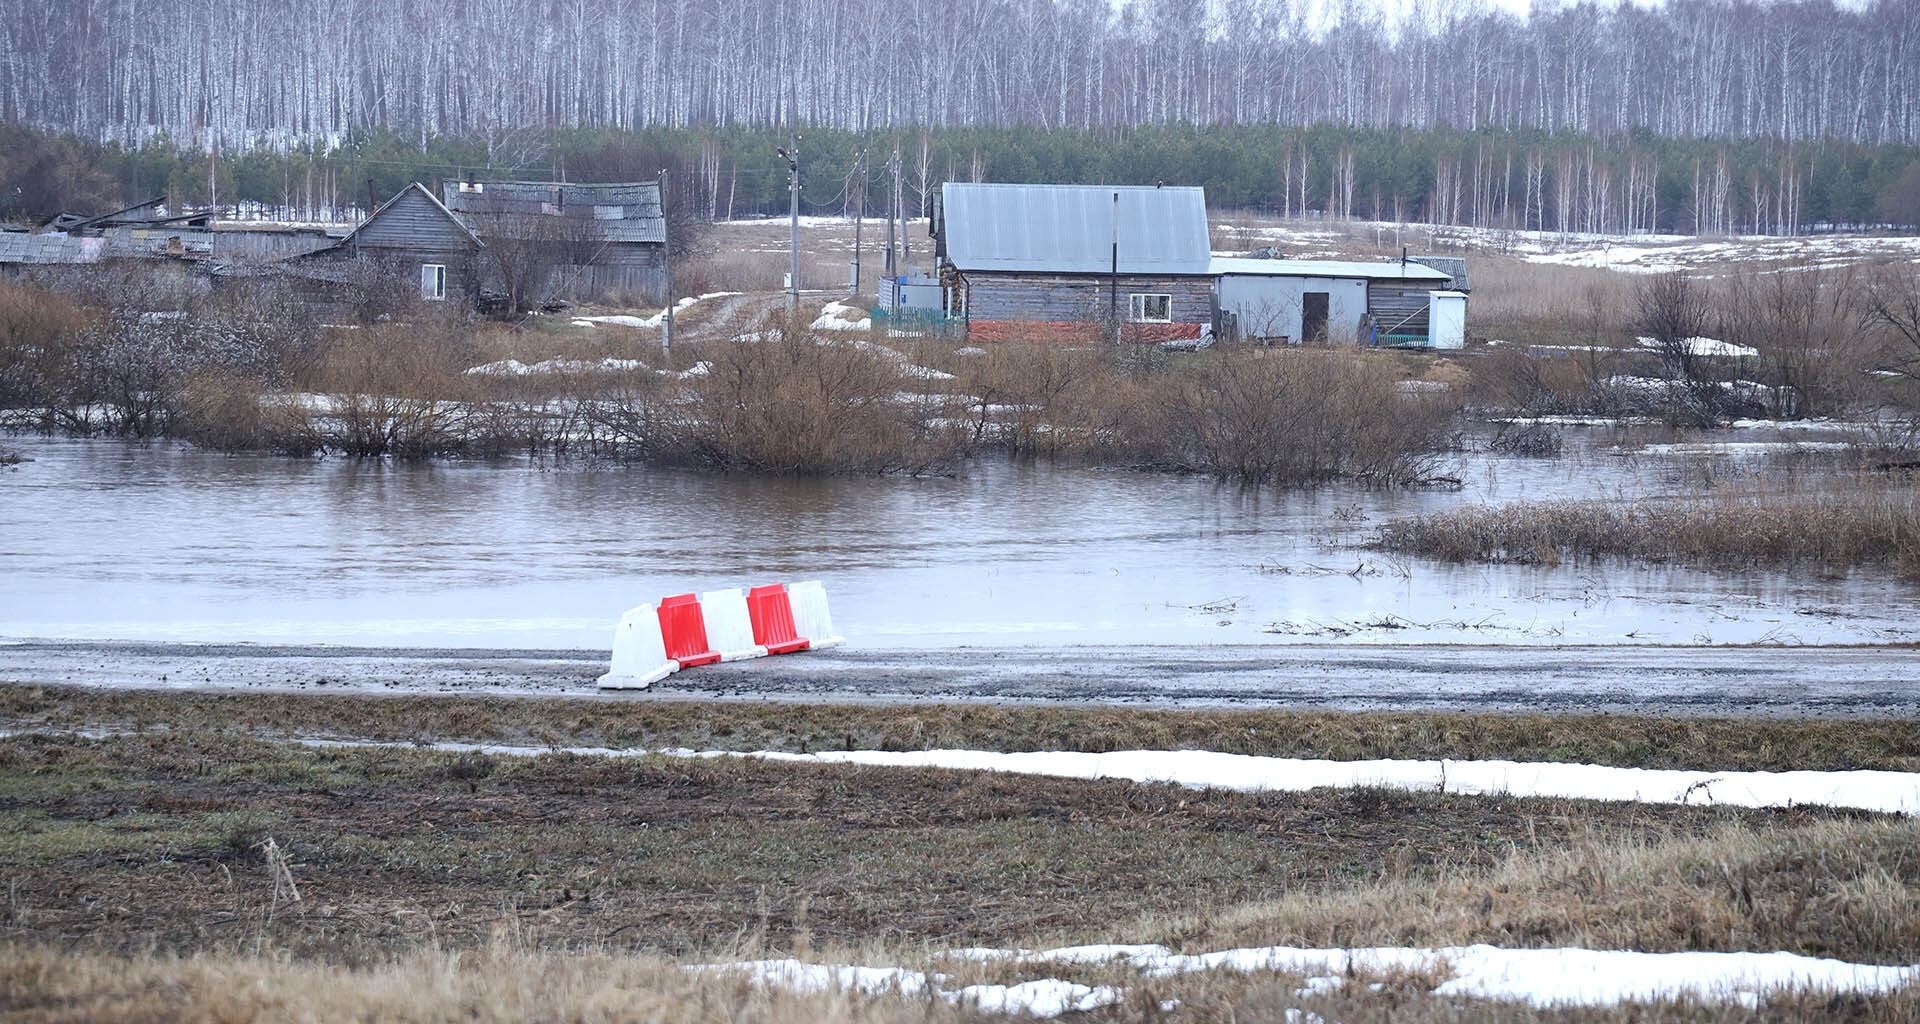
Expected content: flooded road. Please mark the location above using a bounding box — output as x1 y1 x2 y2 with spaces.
3 431 1917 655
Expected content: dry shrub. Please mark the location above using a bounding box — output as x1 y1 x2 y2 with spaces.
1376 478 1920 573
662 316 967 474
287 326 478 458
1471 343 1623 415
949 340 1127 456
0 280 93 425
1155 348 1457 485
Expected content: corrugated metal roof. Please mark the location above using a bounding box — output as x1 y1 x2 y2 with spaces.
440 179 665 244
941 183 1210 275
1210 257 1453 281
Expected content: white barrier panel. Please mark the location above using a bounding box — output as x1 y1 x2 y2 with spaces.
700 587 769 662
786 580 845 649
598 603 677 689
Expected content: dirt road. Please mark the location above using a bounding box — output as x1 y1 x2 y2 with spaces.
2 640 1915 717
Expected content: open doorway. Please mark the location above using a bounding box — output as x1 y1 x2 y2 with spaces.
1302 292 1329 343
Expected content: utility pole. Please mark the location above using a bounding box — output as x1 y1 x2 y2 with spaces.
1110 191 1120 344
851 149 866 297
660 167 674 355
777 136 801 314
884 146 898 280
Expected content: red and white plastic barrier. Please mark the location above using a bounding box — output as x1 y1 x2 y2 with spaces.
597 581 841 689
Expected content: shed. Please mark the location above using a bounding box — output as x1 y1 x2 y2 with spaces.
1209 258 1459 346
440 179 668 304
932 182 1212 342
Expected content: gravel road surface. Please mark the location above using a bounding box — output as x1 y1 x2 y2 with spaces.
3 640 1916 717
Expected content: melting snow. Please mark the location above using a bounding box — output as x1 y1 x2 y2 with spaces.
575 292 740 330
463 357 649 377
810 300 873 332
1633 336 1758 359
712 748 1920 815
685 960 1122 1017
691 944 1917 1013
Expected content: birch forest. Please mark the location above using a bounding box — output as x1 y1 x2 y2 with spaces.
4 0 1917 147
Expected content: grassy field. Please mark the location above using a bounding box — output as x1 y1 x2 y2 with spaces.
3 687 1917 1021
6 685 1919 771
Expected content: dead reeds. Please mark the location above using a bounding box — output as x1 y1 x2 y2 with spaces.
1374 476 1920 573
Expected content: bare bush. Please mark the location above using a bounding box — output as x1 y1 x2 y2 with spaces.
1155 349 1457 486
286 327 476 458
0 281 93 426
1634 272 1721 424
1862 262 1920 389
663 317 966 475
1720 266 1866 417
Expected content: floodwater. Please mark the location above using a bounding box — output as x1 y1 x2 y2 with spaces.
3 430 1916 650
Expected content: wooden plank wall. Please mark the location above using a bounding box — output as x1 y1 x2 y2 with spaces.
1367 282 1435 337
356 190 473 252
961 272 1211 323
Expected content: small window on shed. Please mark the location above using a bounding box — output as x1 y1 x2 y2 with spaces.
1129 293 1172 323
421 263 447 301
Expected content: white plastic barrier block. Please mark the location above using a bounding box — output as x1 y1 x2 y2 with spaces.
700 587 769 662
786 580 845 649
598 603 678 689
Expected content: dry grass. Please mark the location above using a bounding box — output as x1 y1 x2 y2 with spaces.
8 686 1920 772
1140 816 1920 963
12 940 1918 1023
1374 478 1920 573
0 942 984 1023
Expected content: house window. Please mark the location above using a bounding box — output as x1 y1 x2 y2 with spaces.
1129 293 1172 323
420 263 447 301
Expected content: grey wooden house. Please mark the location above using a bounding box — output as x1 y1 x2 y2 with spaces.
931 183 1213 342
440 179 668 305
294 182 485 304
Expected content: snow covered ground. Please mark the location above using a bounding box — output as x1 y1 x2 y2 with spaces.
699 943 1918 1016
1215 217 1920 274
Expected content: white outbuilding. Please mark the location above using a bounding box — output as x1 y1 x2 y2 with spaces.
1211 257 1465 348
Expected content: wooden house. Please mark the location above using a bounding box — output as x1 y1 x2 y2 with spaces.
931 183 1213 342
439 179 668 305
294 182 484 304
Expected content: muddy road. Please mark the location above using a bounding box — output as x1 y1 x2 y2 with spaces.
2 640 1916 717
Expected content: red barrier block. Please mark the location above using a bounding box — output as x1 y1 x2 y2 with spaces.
746 583 811 655
656 593 722 668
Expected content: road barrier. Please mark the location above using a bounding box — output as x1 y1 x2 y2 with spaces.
597 582 841 689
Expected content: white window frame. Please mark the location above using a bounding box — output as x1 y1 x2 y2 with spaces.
421 263 447 301
1129 292 1172 323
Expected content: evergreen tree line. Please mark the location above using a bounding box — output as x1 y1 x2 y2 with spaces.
3 0 1918 147
6 122 1918 236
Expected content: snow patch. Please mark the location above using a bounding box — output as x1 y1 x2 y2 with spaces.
686 960 1122 1018
714 748 1920 816
576 292 740 330
463 357 648 377
810 301 873 332
1633 336 1758 359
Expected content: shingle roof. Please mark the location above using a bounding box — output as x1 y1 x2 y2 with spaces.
939 183 1211 275
440 179 665 244
1210 257 1454 282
